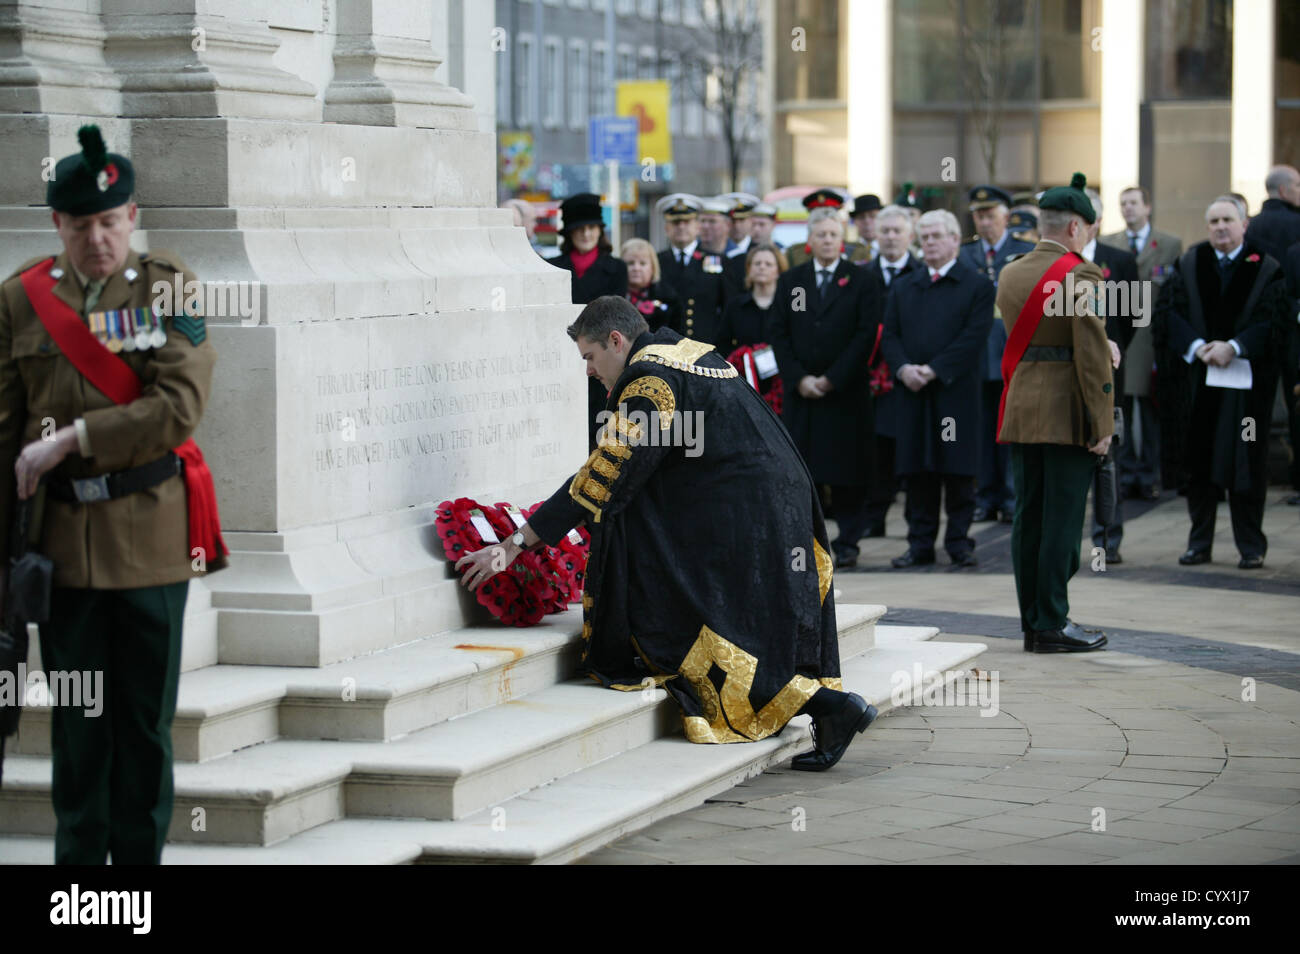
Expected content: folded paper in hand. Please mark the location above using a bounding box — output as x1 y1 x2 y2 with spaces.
1205 357 1252 390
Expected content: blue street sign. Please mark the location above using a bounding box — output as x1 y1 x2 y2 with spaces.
589 116 640 166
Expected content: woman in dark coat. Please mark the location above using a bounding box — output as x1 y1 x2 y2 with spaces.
550 193 628 447
715 242 787 351
620 237 683 333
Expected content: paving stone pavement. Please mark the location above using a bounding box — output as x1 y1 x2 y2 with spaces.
580 490 1300 865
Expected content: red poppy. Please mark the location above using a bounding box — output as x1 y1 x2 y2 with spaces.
1246 253 1261 263
1101 266 1111 279
837 275 849 287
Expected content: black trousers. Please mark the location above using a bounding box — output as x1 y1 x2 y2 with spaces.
1281 324 1300 490
1118 394 1161 492
976 381 1015 512
1187 479 1266 559
831 484 872 557
862 434 897 531
903 472 976 558
1090 464 1125 550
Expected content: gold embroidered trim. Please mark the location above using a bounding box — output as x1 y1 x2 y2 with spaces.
618 375 676 428
591 455 620 480
813 539 833 605
678 624 821 744
818 677 844 691
610 674 676 692
582 594 593 609
582 478 611 502
600 439 633 460
629 340 739 379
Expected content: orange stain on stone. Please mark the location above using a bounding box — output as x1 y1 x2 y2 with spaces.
453 644 526 701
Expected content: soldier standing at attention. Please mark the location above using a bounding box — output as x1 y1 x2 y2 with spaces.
0 126 226 863
996 173 1111 654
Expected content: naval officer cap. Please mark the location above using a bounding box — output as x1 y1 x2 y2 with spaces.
47 125 135 217
1038 172 1096 225
658 193 702 220
968 185 1013 210
699 196 732 216
751 201 778 218
720 192 760 218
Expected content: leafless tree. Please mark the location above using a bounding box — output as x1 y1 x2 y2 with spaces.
681 0 764 191
952 0 1028 182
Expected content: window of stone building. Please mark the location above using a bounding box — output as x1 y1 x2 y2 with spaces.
496 34 512 126
617 0 635 16
639 0 657 18
569 40 589 130
591 42 611 115
1277 0 1300 165
516 33 535 127
1145 0 1231 100
684 0 702 27
685 61 704 136
776 0 841 102
663 0 681 23
617 43 636 79
544 37 564 128
640 45 659 79
665 53 683 133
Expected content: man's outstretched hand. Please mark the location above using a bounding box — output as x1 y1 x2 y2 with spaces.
455 544 514 591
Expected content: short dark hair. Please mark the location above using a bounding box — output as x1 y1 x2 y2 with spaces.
1119 186 1151 206
566 295 649 344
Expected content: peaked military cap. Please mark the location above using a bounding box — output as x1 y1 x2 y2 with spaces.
968 185 1012 210
851 194 883 216
47 125 135 217
1039 172 1096 224
720 192 760 218
1008 209 1038 232
802 188 846 211
699 196 732 216
658 193 702 220
751 201 777 218
1011 190 1038 208
559 192 604 233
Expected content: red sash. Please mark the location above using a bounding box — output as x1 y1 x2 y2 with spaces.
20 258 228 566
996 251 1083 442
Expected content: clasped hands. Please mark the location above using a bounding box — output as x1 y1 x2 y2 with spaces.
897 364 936 392
1195 340 1237 368
798 375 834 399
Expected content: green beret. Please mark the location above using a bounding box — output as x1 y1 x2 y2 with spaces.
1038 172 1095 224
47 125 135 216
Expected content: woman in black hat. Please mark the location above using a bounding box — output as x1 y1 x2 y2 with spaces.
551 192 628 304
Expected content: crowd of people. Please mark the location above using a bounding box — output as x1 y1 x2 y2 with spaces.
536 166 1300 579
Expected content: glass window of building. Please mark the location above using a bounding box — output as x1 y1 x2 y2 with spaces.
544 37 564 128
591 42 609 116
663 0 680 23
569 40 588 130
685 62 704 136
775 0 840 101
515 33 535 127
684 0 702 27
1278 0 1300 164
640 46 658 79
665 53 682 133
617 43 636 79
616 0 635 17
1145 0 1232 99
639 0 656 18
496 36 512 126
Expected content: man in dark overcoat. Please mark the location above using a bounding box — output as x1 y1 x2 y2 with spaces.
1154 195 1291 569
882 209 994 567
769 207 881 568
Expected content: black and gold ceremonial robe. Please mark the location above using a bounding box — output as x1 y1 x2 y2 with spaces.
529 327 842 743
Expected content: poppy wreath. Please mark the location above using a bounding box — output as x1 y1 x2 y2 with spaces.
434 497 548 626
522 501 590 608
491 501 570 614
725 344 784 417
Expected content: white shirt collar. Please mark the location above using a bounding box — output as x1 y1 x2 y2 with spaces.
672 239 698 260
1082 239 1098 262
1217 243 1244 263
880 252 910 270
1126 222 1151 244
929 257 957 281
814 259 839 274
981 231 1007 256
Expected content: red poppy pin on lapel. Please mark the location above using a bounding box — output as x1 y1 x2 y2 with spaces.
1246 253 1261 263
837 275 849 287
1102 266 1111 278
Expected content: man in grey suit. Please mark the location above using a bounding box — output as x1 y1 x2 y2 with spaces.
1101 186 1182 499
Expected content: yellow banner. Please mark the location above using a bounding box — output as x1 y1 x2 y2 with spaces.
616 80 672 165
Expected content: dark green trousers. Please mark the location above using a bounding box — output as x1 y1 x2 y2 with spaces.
1010 444 1096 633
39 582 187 865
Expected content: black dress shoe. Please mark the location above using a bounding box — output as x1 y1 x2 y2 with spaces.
1141 484 1161 500
1105 548 1122 565
971 507 995 522
865 524 886 538
1026 624 1107 653
791 693 878 771
834 552 858 569
998 510 1014 524
1286 493 1300 506
891 549 936 568
1238 554 1264 569
950 551 978 568
1179 549 1211 565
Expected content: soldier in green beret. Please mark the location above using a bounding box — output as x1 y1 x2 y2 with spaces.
994 173 1112 654
0 125 226 863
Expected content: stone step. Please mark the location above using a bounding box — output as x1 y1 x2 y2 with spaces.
0 624 983 863
11 604 886 764
0 604 888 848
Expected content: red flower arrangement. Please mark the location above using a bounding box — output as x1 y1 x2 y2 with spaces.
434 498 548 626
524 501 590 608
726 344 784 416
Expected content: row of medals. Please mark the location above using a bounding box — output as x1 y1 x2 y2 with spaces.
89 307 168 352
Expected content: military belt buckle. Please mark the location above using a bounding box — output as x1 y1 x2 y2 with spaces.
71 475 111 503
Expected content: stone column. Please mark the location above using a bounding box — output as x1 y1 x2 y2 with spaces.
0 0 581 670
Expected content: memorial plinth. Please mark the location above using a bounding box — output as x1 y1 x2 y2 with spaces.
0 0 583 667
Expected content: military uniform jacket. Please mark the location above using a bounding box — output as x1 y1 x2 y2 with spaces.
1100 227 1183 396
960 233 1037 380
768 258 881 485
658 247 727 344
995 241 1113 447
0 249 217 588
881 259 995 476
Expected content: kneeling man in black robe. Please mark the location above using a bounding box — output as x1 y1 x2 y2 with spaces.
457 296 876 770
1154 195 1291 569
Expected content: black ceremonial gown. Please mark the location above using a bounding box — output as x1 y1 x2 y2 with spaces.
529 327 843 743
